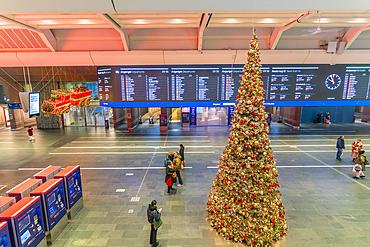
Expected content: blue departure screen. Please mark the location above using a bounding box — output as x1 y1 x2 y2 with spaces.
98 64 370 107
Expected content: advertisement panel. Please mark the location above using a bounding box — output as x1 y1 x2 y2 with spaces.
28 92 40 118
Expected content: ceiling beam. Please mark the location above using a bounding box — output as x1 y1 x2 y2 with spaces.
97 13 129 51
343 25 370 50
269 12 315 50
198 13 210 51
0 15 57 51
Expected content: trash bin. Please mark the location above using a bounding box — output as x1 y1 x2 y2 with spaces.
105 119 109 129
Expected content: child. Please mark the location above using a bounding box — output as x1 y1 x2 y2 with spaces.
27 126 35 141
354 150 367 179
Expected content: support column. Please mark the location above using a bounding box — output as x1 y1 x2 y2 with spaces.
362 106 370 122
160 107 167 133
126 108 132 130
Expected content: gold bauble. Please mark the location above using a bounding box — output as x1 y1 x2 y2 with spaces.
214 196 218 200
222 227 226 233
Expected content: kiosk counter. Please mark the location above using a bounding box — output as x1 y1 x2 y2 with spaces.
34 166 62 183
6 179 42 202
54 166 83 219
0 197 47 247
0 197 16 214
30 179 67 244
0 222 11 247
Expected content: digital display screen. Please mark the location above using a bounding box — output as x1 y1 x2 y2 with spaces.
47 193 56 206
20 230 31 244
48 205 56 217
98 64 370 107
8 103 22 109
69 187 74 197
18 215 30 233
29 92 40 117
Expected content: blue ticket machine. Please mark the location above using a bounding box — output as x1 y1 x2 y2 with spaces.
30 179 67 244
0 197 47 247
0 222 12 247
6 179 42 202
54 166 83 220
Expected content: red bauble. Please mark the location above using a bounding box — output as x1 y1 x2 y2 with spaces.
254 165 257 168
258 182 261 185
216 212 219 215
215 226 219 229
271 218 275 222
228 236 231 239
279 202 282 206
249 133 253 136
233 186 236 190
241 162 245 166
250 205 254 209
241 177 245 181
255 228 259 232
270 183 275 187
237 95 240 99
240 120 244 124
235 200 239 204
214 206 217 209
252 240 255 244
221 221 224 225
275 174 278 177
269 156 273 159
241 199 244 203
262 140 265 143
280 215 284 218
265 166 270 170
251 195 255 199
273 222 276 226
243 235 247 238
225 205 229 209
258 115 262 119
210 209 213 213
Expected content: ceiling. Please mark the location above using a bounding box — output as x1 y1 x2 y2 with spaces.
0 10 369 53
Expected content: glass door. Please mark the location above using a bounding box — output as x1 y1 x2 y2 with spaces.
86 107 96 126
94 107 105 126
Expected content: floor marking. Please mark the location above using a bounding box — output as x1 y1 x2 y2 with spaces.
136 148 157 197
296 147 370 191
80 136 209 139
116 189 126 192
130 197 140 202
271 134 370 137
71 140 210 143
126 173 134 176
207 165 354 168
61 145 223 149
0 142 13 143
299 130 356 132
18 168 44 171
0 185 7 191
49 151 215 155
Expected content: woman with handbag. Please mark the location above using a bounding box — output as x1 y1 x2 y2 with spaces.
165 160 176 194
147 200 162 247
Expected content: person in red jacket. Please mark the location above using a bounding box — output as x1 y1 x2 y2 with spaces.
27 126 35 141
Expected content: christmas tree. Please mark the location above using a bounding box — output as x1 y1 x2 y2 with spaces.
206 31 287 246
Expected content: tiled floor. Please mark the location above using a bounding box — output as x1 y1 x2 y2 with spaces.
1 121 370 246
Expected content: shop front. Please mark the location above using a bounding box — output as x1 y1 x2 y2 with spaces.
180 106 233 127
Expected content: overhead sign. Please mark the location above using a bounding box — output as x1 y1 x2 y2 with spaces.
98 64 370 107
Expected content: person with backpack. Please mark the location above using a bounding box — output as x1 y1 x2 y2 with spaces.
147 200 162 247
354 150 368 179
179 144 185 167
336 136 345 161
173 152 184 187
165 160 176 194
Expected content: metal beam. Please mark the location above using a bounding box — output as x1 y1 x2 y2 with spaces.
198 13 210 51
270 12 315 50
97 13 129 51
0 15 57 51
343 25 370 50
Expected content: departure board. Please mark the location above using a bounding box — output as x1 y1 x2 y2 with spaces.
98 64 370 107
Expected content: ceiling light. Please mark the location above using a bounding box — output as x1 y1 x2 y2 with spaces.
0 22 6 25
223 19 239 24
349 18 366 23
134 19 148 24
79 19 93 24
169 19 186 24
40 20 58 25
260 18 274 24
314 18 329 23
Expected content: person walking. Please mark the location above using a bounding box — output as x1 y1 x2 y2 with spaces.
336 136 345 161
324 112 330 124
174 152 184 187
351 139 363 162
316 112 323 123
353 150 367 179
147 200 162 247
27 126 35 141
266 113 272 128
165 160 176 194
179 144 185 167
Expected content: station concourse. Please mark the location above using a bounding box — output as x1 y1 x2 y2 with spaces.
2 0 370 246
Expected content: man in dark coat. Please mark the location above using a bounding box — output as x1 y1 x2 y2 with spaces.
147 200 161 247
336 136 345 161
179 144 185 166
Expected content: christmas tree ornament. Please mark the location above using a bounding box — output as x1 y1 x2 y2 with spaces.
206 30 287 246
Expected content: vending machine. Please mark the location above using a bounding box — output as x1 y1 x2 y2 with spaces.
54 166 83 219
30 179 67 244
34 166 62 183
6 179 42 202
0 222 12 247
0 197 47 247
0 197 16 214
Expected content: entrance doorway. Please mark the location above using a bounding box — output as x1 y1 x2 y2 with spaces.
63 106 110 127
86 106 106 127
